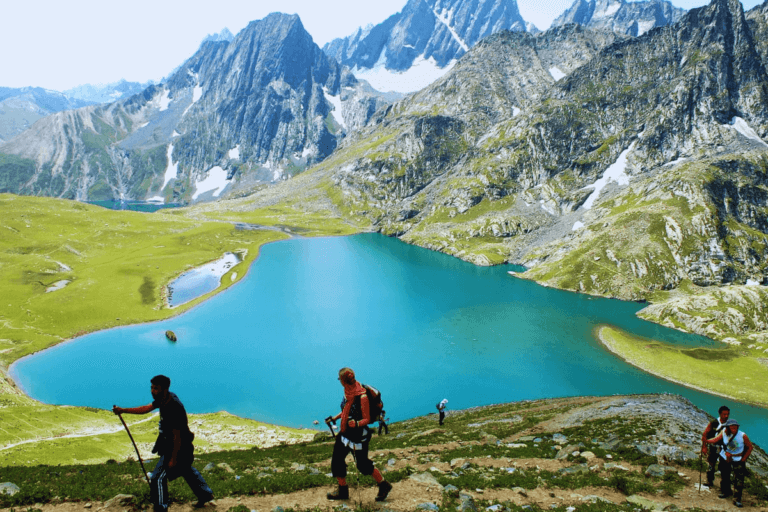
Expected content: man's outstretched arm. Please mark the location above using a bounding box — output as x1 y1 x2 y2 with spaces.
113 404 155 415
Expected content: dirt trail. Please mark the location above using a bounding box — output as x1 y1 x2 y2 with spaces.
0 455 747 512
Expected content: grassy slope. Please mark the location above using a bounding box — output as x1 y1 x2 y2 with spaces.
1 395 767 511
0 194 288 364
0 193 359 466
597 325 768 405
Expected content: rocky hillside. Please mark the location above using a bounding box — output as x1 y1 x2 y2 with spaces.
552 0 685 36
323 0 529 93
1 395 766 511
0 13 391 203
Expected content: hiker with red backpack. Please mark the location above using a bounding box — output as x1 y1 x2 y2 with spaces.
325 367 392 502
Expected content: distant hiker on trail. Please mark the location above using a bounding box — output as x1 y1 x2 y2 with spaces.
704 418 754 508
325 367 392 502
378 410 389 435
701 405 730 489
113 375 214 512
437 398 448 425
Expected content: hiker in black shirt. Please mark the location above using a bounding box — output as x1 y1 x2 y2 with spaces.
113 375 213 512
701 405 730 489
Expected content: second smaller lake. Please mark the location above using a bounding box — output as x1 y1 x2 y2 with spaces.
168 252 242 307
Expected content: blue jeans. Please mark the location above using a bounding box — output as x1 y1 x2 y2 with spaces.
150 456 212 512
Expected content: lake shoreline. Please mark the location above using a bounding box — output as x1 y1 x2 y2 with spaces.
5 230 298 400
594 324 766 410
5 230 764 439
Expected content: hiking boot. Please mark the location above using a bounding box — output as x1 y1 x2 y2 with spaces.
718 492 732 499
375 481 393 502
705 480 714 488
734 500 743 508
327 485 349 500
194 494 214 508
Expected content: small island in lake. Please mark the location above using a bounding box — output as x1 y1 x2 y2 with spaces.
165 330 177 342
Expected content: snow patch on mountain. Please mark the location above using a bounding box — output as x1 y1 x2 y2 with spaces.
192 166 229 200
637 20 656 36
324 88 346 129
729 117 768 147
594 1 622 18
549 67 566 81
433 7 470 51
353 54 456 94
228 145 240 160
162 144 178 190
158 89 171 111
193 85 203 103
582 142 635 209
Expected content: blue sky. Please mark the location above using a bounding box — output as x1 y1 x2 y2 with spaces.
2 0 763 91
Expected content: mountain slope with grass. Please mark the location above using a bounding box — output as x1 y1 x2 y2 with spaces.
1 394 767 512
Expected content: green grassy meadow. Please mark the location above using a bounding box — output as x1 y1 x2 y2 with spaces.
0 194 293 365
597 325 768 405
0 194 355 466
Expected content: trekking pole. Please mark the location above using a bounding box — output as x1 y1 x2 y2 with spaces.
349 445 361 506
698 451 703 493
116 411 152 487
325 416 336 439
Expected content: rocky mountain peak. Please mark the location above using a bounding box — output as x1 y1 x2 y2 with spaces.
0 10 347 202
553 0 685 36
323 0 528 93
202 27 235 44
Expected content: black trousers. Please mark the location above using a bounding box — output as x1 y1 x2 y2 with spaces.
720 458 747 500
439 411 445 425
150 456 212 512
378 422 388 435
706 447 720 485
331 436 374 478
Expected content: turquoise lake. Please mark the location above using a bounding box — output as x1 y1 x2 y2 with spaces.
10 233 768 444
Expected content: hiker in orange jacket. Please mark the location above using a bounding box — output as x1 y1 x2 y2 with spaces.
325 367 392 502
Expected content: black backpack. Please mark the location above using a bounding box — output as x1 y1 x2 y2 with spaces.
362 384 384 420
